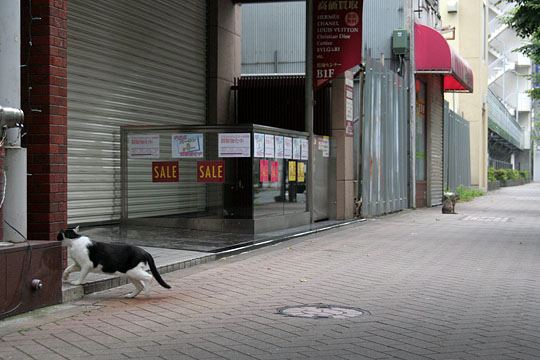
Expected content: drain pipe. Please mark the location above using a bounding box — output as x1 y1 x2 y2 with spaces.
306 0 314 224
407 0 417 209
0 0 28 243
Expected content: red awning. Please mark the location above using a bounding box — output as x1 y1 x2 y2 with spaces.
414 23 474 93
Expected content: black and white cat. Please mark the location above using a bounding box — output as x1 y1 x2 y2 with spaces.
57 226 171 298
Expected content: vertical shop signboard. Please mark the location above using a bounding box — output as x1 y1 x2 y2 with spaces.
345 78 354 137
314 0 363 89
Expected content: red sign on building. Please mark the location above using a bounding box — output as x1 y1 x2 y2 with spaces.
260 160 269 183
197 160 225 183
152 161 179 182
314 0 363 89
270 161 279 182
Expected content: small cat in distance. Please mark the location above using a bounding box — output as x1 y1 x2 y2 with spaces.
442 192 459 214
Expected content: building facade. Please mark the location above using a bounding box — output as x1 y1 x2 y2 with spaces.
488 0 533 172
440 0 489 191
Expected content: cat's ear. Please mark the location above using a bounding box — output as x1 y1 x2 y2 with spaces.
74 225 80 234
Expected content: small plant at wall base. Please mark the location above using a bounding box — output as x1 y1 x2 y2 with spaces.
456 186 485 202
488 167 496 182
491 168 530 182
494 168 510 181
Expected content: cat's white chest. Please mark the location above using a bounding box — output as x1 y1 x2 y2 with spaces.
69 236 93 267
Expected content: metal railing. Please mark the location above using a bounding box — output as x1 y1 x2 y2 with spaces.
488 1 514 34
444 103 471 191
489 158 512 169
487 89 524 149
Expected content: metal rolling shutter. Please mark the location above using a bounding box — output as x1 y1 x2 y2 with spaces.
67 0 206 224
428 76 444 206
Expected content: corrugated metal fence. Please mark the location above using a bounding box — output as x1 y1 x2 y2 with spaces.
361 60 409 217
443 101 471 191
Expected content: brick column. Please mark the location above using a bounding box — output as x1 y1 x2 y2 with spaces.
21 0 68 240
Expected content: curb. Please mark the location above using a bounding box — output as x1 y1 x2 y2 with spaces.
62 218 366 302
215 218 366 259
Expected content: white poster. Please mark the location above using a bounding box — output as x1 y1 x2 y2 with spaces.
264 134 275 158
293 138 302 160
284 137 293 159
275 136 284 159
171 133 204 158
301 138 309 160
128 134 160 159
319 136 330 157
346 98 354 121
254 133 265 158
218 133 251 158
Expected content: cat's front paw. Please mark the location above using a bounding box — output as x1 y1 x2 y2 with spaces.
70 280 83 286
124 292 137 299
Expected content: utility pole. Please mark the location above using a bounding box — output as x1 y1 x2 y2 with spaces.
306 0 314 224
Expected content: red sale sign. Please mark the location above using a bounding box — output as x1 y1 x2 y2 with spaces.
314 0 363 89
270 161 279 182
197 160 225 183
152 161 179 182
260 160 269 183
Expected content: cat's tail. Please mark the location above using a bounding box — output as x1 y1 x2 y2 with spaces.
144 253 171 289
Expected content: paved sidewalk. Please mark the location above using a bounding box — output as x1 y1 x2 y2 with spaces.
1 183 540 359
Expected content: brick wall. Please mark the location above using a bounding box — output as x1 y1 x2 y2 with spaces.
21 0 68 241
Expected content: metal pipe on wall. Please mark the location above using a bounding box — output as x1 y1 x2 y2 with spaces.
407 0 417 208
0 0 27 242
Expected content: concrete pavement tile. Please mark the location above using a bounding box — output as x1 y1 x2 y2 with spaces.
510 353 540 360
384 349 433 360
426 352 472 360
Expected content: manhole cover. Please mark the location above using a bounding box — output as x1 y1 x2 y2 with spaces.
277 304 369 319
